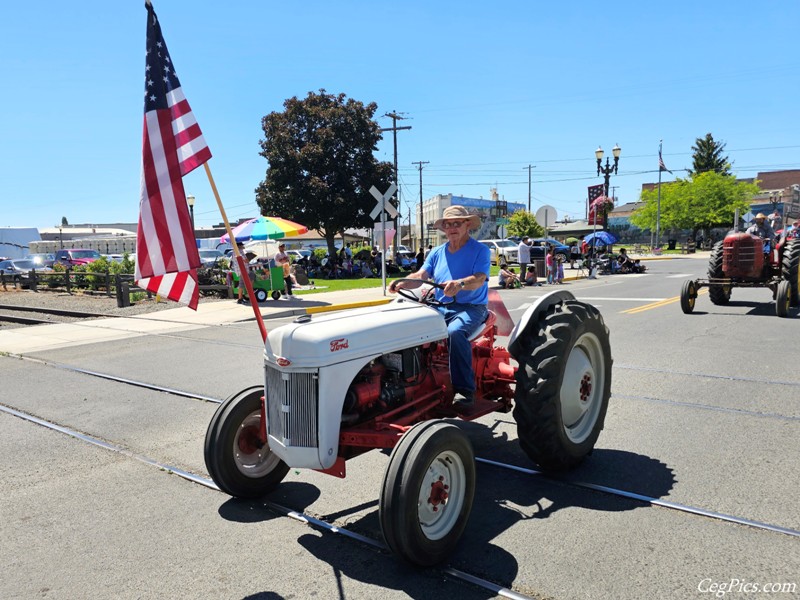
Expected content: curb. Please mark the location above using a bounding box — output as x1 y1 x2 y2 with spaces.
303 297 392 315
243 298 393 322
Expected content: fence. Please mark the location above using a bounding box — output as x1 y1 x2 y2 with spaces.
1 268 232 307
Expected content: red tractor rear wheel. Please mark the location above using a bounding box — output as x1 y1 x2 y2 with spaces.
708 241 731 305
781 239 800 307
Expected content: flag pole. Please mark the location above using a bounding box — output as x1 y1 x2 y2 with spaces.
656 140 663 250
203 162 268 342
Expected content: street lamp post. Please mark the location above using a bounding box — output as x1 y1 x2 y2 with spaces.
186 194 196 233
595 144 621 231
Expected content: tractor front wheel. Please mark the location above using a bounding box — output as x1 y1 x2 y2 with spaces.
680 280 697 314
271 290 282 301
513 301 612 472
204 386 289 498
254 289 268 303
379 421 475 566
776 280 791 318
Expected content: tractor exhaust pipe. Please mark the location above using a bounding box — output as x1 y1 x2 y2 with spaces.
733 208 740 233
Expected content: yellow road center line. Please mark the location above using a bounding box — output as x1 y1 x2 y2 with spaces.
622 289 708 314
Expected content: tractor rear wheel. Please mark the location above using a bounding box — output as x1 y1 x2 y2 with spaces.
708 241 731 305
781 239 800 307
513 300 612 472
204 386 289 498
776 280 791 318
680 280 697 314
379 421 475 566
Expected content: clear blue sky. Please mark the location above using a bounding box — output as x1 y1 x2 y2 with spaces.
2 1 799 230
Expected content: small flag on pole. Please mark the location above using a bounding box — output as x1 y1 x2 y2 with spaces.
587 184 605 225
135 1 211 310
658 149 672 174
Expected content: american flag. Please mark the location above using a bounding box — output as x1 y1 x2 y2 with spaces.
587 184 604 225
658 149 672 174
134 2 211 310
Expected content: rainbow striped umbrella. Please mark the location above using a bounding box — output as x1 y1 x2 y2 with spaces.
220 216 308 243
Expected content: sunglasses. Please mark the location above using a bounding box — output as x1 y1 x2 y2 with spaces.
442 220 465 229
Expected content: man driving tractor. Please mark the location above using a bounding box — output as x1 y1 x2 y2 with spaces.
747 212 777 246
389 205 491 409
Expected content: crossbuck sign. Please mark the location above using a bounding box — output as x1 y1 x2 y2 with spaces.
369 183 399 221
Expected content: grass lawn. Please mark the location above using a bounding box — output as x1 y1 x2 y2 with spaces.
294 265 503 295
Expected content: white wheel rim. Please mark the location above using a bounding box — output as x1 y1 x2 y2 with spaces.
233 411 281 477
559 332 606 444
416 450 466 541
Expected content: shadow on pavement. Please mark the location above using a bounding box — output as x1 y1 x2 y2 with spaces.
217 482 321 523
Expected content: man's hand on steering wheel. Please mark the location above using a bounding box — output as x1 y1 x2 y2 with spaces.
441 280 462 297
392 278 451 306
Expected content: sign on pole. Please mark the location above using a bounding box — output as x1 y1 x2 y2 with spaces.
369 183 398 295
370 184 398 221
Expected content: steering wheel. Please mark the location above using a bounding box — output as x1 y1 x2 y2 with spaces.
393 278 453 307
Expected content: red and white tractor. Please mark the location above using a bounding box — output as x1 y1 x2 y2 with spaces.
204 284 612 566
680 233 800 317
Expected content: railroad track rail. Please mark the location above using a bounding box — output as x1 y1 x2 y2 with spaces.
0 304 111 326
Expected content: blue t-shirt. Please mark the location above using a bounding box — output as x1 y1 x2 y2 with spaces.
422 237 490 304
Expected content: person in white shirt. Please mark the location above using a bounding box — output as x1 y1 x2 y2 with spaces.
517 236 531 282
274 243 300 300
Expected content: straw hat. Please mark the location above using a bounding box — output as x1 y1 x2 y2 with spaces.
755 213 767 220
433 205 482 231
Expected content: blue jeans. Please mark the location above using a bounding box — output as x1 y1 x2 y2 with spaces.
436 303 488 394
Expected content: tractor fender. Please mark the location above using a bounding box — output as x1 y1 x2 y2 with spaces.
508 289 576 359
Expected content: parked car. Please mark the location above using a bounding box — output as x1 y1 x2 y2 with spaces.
25 253 56 268
198 249 225 267
532 238 570 263
287 249 311 262
478 239 518 265
0 259 39 276
394 250 415 269
102 254 125 263
54 248 102 267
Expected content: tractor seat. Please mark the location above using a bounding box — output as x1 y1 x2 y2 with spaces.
468 310 496 342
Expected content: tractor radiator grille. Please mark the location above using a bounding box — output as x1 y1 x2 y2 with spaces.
265 365 319 448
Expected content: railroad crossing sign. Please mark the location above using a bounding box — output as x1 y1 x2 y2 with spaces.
369 183 399 221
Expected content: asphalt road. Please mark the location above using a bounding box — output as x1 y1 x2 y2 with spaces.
1 256 798 599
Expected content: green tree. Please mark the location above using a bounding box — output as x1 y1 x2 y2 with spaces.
61 216 68 227
631 171 758 236
256 90 394 258
507 210 544 238
691 133 731 176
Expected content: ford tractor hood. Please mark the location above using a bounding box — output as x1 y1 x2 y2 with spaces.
264 301 447 368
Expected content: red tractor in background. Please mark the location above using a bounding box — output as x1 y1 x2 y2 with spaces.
681 231 800 317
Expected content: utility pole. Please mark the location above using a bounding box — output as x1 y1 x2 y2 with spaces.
413 161 429 250
523 164 536 212
380 111 411 257
407 206 411 251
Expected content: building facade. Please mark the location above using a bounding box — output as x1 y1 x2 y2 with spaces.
415 189 525 247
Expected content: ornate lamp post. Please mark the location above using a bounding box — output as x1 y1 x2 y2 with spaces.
186 194 196 233
595 144 621 231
